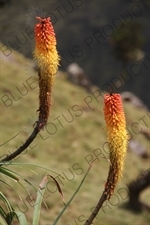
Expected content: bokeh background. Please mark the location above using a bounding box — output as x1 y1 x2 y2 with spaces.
0 0 150 109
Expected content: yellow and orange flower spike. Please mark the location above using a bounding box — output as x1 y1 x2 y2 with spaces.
103 93 128 199
33 17 60 129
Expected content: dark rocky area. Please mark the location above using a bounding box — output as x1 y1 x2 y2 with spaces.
0 0 149 108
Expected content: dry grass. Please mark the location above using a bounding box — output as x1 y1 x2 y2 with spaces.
0 48 150 224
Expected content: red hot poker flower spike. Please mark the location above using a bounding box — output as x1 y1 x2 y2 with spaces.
103 93 128 199
33 17 60 129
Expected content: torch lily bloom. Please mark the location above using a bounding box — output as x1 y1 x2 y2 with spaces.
103 93 128 199
33 17 60 129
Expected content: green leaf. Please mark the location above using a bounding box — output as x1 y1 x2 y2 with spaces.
0 192 14 214
53 164 92 225
0 166 32 185
0 192 15 223
14 211 28 225
0 206 7 220
0 162 62 177
0 166 37 196
5 212 15 224
0 167 19 182
32 175 48 225
0 215 8 225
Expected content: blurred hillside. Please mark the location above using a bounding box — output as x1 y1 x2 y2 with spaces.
0 0 150 109
0 45 150 224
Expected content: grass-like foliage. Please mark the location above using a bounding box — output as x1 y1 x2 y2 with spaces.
0 162 91 224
